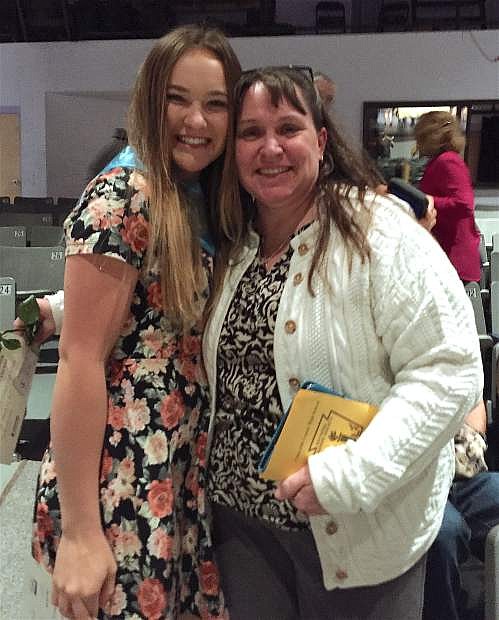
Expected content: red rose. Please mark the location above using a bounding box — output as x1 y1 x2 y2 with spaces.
196 432 208 467
108 403 126 430
180 335 201 359
122 213 149 253
108 359 125 386
147 479 173 518
160 390 185 430
147 281 163 311
181 359 198 383
35 503 54 543
137 578 167 620
100 450 113 482
200 561 220 596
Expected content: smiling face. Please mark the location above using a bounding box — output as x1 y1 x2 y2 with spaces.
235 82 326 212
167 48 229 177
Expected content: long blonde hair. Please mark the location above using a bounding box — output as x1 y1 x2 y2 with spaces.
128 25 241 329
414 111 465 157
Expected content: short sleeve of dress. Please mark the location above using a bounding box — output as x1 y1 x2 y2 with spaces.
64 167 149 271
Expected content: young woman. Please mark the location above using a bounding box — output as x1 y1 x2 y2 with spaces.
203 67 483 619
31 25 241 620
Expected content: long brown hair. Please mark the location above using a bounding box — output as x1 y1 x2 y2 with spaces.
128 25 241 329
216 66 383 296
414 111 465 157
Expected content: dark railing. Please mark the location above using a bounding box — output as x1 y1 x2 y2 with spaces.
0 0 494 43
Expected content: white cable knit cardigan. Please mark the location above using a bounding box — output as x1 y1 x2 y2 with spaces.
203 193 483 589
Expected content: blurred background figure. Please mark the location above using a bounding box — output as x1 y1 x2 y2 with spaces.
415 111 481 284
313 70 336 108
86 127 129 180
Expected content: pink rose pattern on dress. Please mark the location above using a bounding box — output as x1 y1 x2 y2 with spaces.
31 168 225 619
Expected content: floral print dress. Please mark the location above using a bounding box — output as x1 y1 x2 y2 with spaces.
32 167 225 620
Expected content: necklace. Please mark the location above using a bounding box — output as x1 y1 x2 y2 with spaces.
259 235 292 262
258 203 317 265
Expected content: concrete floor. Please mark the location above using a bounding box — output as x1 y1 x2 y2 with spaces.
0 371 55 620
0 459 40 620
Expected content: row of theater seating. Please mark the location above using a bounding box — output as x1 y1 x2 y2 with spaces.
465 233 499 472
0 225 63 247
0 195 78 227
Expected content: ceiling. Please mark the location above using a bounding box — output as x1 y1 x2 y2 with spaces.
1 1 494 43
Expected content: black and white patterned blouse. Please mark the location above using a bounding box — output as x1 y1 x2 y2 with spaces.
208 242 310 531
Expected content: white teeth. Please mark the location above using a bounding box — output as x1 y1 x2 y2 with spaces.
178 136 209 145
259 167 290 175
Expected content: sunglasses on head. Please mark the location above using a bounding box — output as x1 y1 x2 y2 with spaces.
240 65 314 83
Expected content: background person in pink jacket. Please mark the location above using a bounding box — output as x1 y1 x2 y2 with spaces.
415 111 481 284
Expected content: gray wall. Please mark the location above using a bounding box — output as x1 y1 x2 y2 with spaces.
46 93 129 197
0 30 497 198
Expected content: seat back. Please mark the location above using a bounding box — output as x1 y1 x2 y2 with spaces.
491 249 499 284
378 1 410 31
0 276 16 332
484 523 499 620
0 226 27 247
0 212 53 227
465 281 487 335
0 245 65 295
491 281 499 338
12 196 54 213
56 197 78 225
479 232 490 289
29 225 64 247
315 1 346 33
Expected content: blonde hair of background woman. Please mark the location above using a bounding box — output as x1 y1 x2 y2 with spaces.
414 111 465 158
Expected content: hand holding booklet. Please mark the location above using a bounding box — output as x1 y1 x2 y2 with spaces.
258 382 378 481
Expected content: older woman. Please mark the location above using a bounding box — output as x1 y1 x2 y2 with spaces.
415 111 481 284
203 67 483 620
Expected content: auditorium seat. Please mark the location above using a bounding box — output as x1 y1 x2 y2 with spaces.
0 212 53 227
13 196 54 212
485 524 499 620
491 248 499 284
0 276 15 332
0 245 64 296
479 233 490 290
29 225 64 247
315 1 346 34
377 1 410 31
466 281 487 335
492 281 499 338
55 197 78 225
0 225 27 247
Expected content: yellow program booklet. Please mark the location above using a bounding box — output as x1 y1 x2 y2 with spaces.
258 383 378 481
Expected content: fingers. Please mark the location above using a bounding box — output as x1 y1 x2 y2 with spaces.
98 569 117 610
53 591 93 619
71 597 94 619
274 465 327 516
291 486 327 516
52 585 99 619
275 466 309 501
